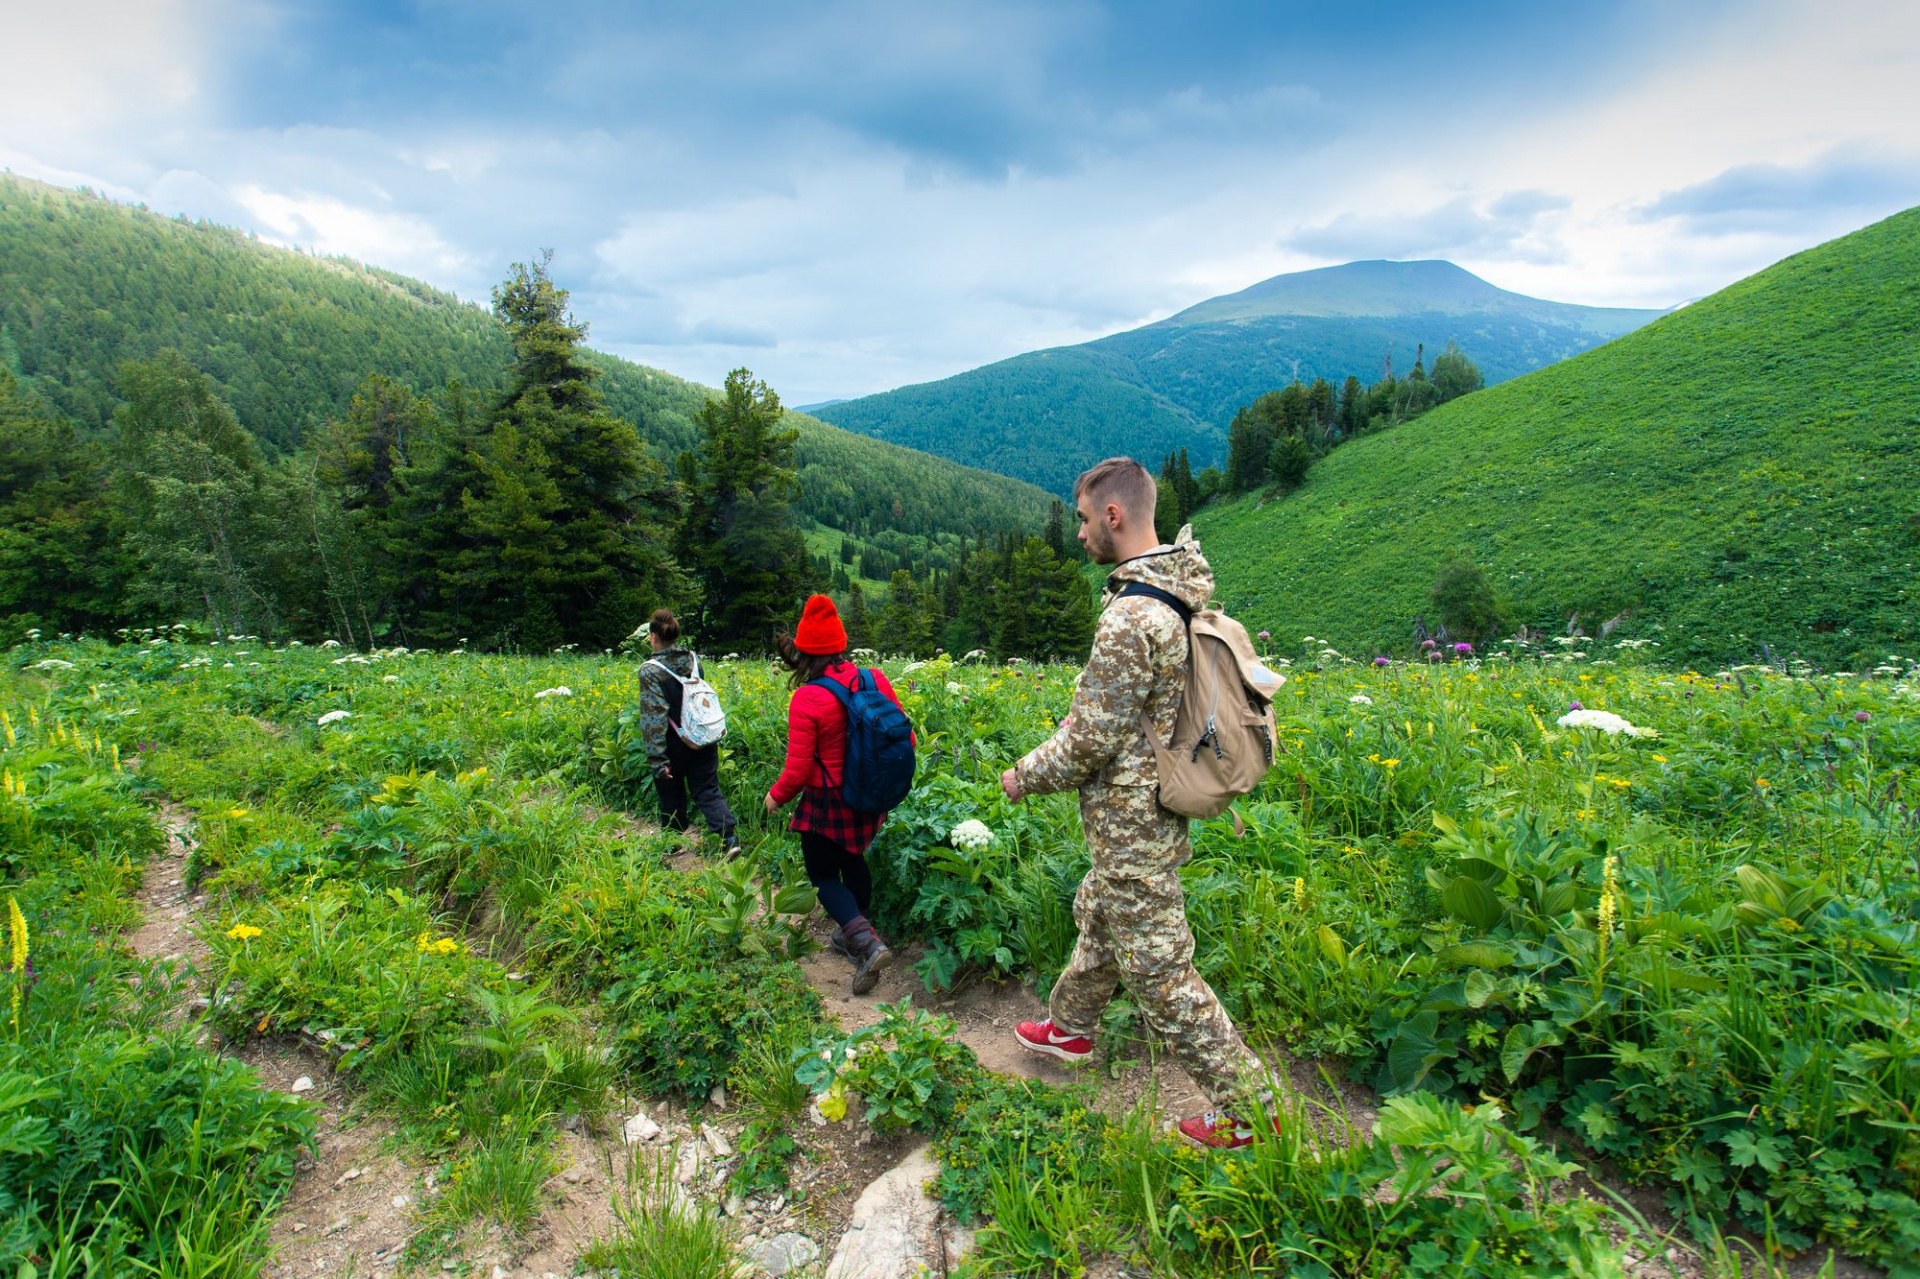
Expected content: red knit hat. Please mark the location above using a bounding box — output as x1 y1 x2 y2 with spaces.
793 594 848 655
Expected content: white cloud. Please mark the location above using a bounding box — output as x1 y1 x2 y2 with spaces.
1 0 1915 405
232 182 471 279
0 0 210 139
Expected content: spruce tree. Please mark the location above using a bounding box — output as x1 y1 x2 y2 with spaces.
0 370 127 633
844 580 871 648
683 368 810 650
112 351 279 637
446 255 684 650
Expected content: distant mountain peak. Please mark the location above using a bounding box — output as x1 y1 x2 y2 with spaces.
1164 258 1658 328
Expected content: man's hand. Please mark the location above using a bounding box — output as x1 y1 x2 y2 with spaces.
1000 767 1024 802
763 792 778 814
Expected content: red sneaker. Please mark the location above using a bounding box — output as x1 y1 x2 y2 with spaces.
1177 1109 1282 1150
1014 1019 1094 1064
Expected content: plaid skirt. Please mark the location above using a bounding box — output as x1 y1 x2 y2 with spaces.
791 785 883 856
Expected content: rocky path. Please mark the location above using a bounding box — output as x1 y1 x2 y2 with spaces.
116 801 1875 1279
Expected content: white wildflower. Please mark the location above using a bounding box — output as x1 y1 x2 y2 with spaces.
534 686 573 699
383 674 400 683
29 658 75 671
316 710 352 727
1349 694 1372 705
946 681 965 695
949 819 995 850
901 661 927 674
1557 709 1657 738
320 639 342 649
960 649 988 663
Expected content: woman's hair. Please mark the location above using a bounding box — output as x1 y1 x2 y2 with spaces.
778 635 846 690
648 608 680 643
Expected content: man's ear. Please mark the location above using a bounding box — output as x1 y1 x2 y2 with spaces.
1105 501 1124 529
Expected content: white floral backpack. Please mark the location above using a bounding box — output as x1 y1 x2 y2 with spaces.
645 653 728 748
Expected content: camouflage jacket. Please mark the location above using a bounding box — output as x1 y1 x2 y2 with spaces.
638 646 697 774
1015 525 1214 795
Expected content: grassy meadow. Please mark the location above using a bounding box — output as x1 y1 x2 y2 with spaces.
2 630 1916 1276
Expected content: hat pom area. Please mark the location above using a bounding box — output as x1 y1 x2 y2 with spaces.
793 593 849 655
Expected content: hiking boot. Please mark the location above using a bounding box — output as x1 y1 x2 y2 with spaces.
1014 1019 1094 1064
1176 1108 1283 1151
722 830 743 859
845 917 892 995
828 926 855 962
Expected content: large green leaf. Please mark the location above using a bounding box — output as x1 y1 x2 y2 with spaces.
1500 1021 1563 1084
1434 942 1515 969
1440 876 1503 929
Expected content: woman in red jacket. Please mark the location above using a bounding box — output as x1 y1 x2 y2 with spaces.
764 594 905 994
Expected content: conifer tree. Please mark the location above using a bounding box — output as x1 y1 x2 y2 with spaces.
442 255 684 649
682 367 810 650
844 580 871 648
0 370 127 632
113 351 278 637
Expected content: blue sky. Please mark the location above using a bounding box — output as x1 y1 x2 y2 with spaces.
4 0 1918 405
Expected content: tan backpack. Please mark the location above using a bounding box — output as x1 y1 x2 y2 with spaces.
1118 583 1285 825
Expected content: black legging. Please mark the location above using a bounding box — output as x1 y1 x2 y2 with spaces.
801 830 871 928
654 737 735 839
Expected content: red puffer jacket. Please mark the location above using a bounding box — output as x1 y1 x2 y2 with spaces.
769 662 907 805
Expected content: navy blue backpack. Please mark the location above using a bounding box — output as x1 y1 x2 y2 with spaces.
809 668 916 814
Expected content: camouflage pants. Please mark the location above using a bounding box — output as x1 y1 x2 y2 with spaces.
1049 784 1276 1109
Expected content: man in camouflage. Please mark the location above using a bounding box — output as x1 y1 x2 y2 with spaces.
1001 457 1281 1149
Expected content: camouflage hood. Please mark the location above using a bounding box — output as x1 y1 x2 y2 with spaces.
645 646 698 680
1103 524 1215 613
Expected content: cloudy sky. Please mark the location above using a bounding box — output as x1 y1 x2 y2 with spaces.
5 0 1918 405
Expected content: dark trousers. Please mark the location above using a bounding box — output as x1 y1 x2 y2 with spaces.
654 738 735 839
801 830 872 928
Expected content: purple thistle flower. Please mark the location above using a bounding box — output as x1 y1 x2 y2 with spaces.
1373 656 1391 667
1453 642 1473 655
1568 700 1584 711
1257 630 1271 641
1854 710 1872 723
1421 639 1438 649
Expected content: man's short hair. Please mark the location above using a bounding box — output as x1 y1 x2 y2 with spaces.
1074 457 1156 523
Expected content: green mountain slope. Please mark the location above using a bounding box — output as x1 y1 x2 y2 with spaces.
0 174 1053 541
817 260 1662 494
1192 208 1920 669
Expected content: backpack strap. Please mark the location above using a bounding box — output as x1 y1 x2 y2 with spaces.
805 667 870 788
1116 582 1193 627
644 656 689 685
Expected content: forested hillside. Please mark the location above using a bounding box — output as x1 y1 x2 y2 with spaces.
818 259 1661 493
0 176 1086 655
1191 207 1920 669
0 175 1054 545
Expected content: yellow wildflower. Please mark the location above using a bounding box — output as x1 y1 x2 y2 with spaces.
8 896 25 1036
225 923 263 942
1755 778 1771 788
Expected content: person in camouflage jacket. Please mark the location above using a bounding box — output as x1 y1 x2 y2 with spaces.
1001 458 1280 1150
639 608 739 855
